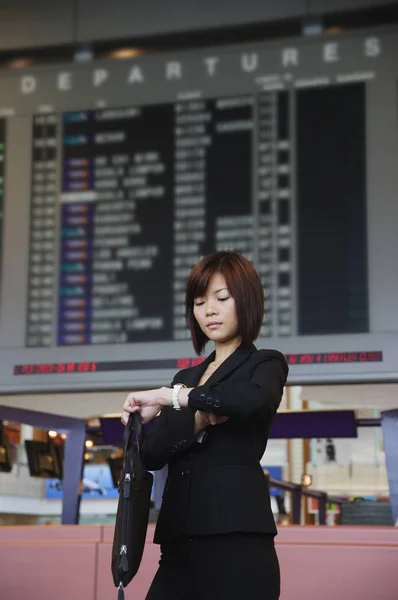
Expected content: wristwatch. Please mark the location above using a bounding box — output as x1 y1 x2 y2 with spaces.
172 383 186 410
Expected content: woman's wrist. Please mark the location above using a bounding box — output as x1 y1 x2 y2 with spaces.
159 387 173 407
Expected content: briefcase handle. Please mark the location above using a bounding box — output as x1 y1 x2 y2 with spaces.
123 412 146 478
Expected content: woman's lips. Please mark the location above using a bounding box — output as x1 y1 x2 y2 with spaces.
207 322 222 329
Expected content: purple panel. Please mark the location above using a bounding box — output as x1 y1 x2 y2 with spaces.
100 410 357 444
100 416 155 445
269 410 357 439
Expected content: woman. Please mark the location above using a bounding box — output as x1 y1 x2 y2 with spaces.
121 251 288 600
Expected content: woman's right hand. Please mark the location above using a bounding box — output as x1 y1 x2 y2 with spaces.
194 411 229 435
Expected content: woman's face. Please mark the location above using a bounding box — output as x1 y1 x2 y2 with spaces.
193 272 240 345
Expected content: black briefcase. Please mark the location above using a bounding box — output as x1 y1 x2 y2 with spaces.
111 412 154 599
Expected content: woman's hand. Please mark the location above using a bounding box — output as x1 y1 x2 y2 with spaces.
121 387 171 425
194 410 210 434
207 413 229 426
194 411 229 435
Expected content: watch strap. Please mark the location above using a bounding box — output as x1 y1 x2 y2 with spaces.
172 383 186 410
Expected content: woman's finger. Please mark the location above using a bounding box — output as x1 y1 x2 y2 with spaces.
123 392 138 409
122 403 137 414
121 405 140 425
121 411 129 425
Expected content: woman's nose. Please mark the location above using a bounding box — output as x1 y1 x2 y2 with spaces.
205 303 217 316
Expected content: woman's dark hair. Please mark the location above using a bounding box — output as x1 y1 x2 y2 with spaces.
185 251 265 355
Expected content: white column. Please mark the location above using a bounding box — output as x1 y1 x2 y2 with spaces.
288 385 304 484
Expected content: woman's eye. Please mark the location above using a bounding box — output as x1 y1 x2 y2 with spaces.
218 297 229 302
194 301 204 306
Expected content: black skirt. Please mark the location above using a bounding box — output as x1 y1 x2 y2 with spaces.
146 532 280 600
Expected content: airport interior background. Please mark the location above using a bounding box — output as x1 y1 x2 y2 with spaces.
0 1 398 598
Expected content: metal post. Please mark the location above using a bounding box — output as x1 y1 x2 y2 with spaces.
318 493 327 525
291 488 302 524
61 420 86 524
381 409 398 526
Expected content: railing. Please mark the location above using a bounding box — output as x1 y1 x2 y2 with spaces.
268 477 344 525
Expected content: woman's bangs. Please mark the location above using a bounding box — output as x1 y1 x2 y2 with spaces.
190 263 218 300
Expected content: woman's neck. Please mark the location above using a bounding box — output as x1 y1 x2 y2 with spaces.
212 337 242 366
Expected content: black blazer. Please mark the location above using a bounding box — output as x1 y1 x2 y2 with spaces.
142 344 288 545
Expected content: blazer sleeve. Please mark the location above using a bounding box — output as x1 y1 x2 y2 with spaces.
187 353 288 419
141 371 197 470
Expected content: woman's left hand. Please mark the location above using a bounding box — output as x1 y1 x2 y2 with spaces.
121 387 171 425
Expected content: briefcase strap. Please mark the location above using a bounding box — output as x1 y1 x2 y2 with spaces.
123 412 144 453
123 412 147 480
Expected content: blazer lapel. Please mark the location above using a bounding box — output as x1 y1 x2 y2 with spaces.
178 351 215 388
205 343 256 386
178 343 256 389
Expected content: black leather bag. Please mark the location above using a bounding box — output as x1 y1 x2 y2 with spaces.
111 413 154 599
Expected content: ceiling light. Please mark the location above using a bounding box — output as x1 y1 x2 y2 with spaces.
111 48 143 60
8 58 33 69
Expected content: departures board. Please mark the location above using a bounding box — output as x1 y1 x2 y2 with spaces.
0 28 397 392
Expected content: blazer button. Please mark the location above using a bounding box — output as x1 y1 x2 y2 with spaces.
213 399 221 408
181 469 190 478
199 393 206 402
206 396 213 405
